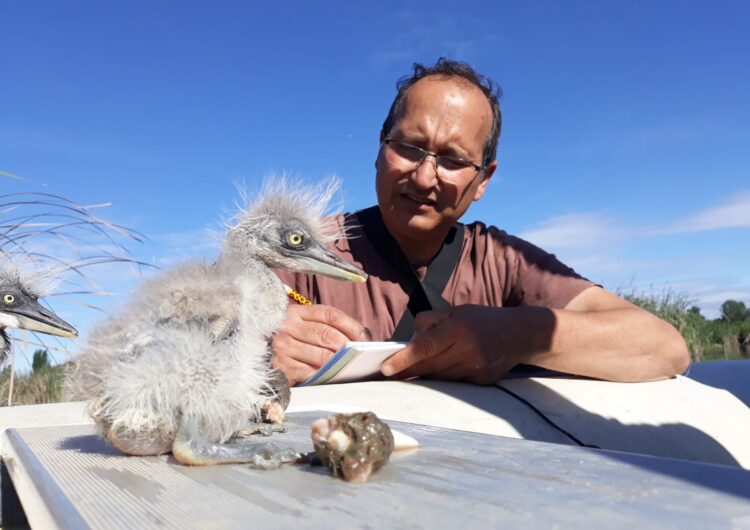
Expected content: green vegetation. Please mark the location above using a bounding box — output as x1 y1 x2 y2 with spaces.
623 292 750 362
0 350 68 405
32 349 51 373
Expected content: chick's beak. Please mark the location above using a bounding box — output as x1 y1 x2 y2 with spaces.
288 245 368 283
1 299 78 338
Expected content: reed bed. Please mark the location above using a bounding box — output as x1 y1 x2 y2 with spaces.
2 171 153 404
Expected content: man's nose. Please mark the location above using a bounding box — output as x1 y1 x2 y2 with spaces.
411 154 439 188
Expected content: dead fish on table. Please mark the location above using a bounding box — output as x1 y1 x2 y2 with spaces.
310 412 415 483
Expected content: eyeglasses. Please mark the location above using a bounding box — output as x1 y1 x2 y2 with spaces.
383 138 484 177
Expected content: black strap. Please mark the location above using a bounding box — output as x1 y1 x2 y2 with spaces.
352 206 464 341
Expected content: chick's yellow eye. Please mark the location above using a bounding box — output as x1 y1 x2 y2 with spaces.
3 294 15 304
287 232 304 246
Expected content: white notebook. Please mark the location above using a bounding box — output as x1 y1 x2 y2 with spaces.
299 341 407 386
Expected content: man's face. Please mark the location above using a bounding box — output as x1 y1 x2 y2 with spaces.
375 76 497 249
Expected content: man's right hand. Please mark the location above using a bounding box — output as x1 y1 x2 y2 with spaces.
271 303 366 386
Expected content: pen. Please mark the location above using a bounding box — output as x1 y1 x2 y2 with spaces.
283 283 313 305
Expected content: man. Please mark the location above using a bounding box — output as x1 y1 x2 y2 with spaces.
272 58 689 387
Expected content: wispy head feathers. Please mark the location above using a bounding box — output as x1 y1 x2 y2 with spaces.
0 257 60 299
223 174 346 266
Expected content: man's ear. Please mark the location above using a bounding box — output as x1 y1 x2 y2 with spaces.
473 160 497 201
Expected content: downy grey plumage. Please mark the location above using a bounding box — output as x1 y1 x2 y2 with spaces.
67 177 367 464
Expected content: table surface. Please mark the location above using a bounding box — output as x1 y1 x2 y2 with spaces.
3 411 750 530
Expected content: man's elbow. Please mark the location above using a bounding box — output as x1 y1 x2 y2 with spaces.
657 326 691 379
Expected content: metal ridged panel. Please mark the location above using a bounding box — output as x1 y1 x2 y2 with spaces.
3 412 750 529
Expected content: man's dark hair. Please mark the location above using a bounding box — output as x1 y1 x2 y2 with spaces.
381 58 503 167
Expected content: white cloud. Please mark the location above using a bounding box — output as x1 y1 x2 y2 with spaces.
151 228 221 253
517 213 625 251
638 281 750 320
515 198 750 319
518 189 750 251
367 14 493 69
663 190 750 233
698 288 750 306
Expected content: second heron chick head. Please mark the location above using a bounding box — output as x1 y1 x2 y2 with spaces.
223 176 367 283
0 259 78 339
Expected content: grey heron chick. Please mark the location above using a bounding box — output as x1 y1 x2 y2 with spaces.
67 177 367 466
0 261 78 364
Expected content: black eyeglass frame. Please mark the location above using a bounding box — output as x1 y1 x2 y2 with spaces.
383 138 484 173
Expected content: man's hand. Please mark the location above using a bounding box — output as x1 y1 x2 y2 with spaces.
271 303 366 386
380 288 690 385
381 305 552 385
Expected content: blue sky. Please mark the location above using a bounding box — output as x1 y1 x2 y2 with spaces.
2 1 749 367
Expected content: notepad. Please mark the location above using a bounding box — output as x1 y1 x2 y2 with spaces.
300 341 407 386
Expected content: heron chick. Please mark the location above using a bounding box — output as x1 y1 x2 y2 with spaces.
67 177 367 466
0 261 78 364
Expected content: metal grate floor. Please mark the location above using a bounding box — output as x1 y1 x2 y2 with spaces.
3 412 750 529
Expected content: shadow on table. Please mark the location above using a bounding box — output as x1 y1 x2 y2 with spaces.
409 376 749 500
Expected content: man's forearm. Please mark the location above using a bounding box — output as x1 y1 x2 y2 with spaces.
522 306 690 382
380 297 690 385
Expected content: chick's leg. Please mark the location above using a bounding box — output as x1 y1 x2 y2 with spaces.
172 420 299 468
260 368 291 425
